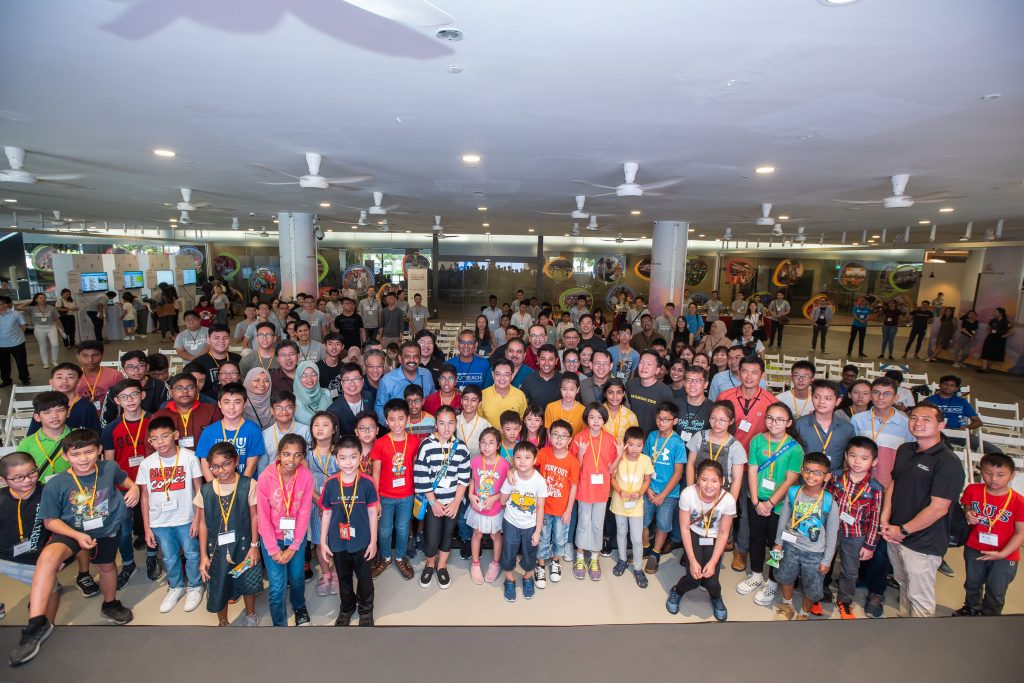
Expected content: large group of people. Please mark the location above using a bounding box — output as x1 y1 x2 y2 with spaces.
1 286 1021 668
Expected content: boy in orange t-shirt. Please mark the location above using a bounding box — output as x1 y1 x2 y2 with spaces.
535 419 580 586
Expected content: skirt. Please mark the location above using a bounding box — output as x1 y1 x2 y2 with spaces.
308 503 325 544
207 546 263 613
981 333 1007 362
465 506 504 534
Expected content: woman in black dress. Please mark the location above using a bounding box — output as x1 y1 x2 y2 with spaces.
979 307 1014 372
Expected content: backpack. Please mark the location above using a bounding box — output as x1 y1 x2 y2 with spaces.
948 503 971 548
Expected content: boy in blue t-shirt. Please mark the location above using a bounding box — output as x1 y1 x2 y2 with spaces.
196 383 266 480
642 402 687 575
320 435 379 626
847 297 872 358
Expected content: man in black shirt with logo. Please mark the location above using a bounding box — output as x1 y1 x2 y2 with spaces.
902 300 933 360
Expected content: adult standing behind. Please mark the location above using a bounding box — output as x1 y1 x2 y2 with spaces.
378 292 404 348
577 314 608 355
879 403 964 618
407 293 429 335
847 296 872 358
653 302 676 342
333 297 365 350
0 295 30 388
19 293 65 370
809 298 834 355
326 363 374 435
696 320 730 355
293 320 324 363
482 295 502 333
765 292 790 350
902 300 933 360
56 288 78 348
879 299 901 360
979 307 1014 373
316 332 345 398
570 296 590 327
951 310 978 369
415 329 447 382
211 285 230 326
358 288 381 341
85 290 106 342
298 295 329 342
192 324 241 399
374 342 435 423
523 324 554 371
173 311 209 362
362 349 386 407
578 349 613 405
510 301 533 331
472 315 494 357
627 296 650 334
626 350 674 433
728 292 748 339
240 322 280 375
520 344 561 409
630 315 659 353
743 301 764 342
487 337 533 389
270 340 301 393
480 358 527 426
682 303 704 347
242 367 273 430
293 360 332 425
449 330 490 390
926 307 957 362
708 346 745 401
704 290 724 327
674 366 712 439
716 356 776 453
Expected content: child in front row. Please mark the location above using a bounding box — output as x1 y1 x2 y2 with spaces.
572 402 621 581
320 435 379 626
499 410 523 463
370 399 420 580
197 442 260 627
535 420 579 586
307 411 341 596
466 427 509 584
10 429 138 667
826 436 882 619
499 441 546 602
956 452 1024 616
666 459 736 622
773 451 840 620
610 426 654 587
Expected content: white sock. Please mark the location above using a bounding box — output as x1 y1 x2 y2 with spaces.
749 571 763 582
783 598 793 606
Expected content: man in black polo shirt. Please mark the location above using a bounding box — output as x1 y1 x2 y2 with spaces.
577 314 607 354
879 402 964 617
333 297 365 350
520 344 560 408
192 324 241 399
626 350 673 433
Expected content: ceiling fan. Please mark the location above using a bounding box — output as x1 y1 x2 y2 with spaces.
48 210 74 227
540 195 595 219
574 162 682 198
1 147 83 186
832 174 961 209
256 152 371 190
748 223 808 246
600 232 640 244
342 0 453 26
340 191 409 216
427 215 462 239
585 214 609 231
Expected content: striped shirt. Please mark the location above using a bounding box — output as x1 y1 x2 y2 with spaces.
413 435 472 504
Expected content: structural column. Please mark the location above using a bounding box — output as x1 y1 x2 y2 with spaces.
648 220 688 316
278 212 317 300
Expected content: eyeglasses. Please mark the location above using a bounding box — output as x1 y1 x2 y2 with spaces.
801 468 828 477
341 377 362 384
3 468 39 484
549 432 571 440
123 364 146 372
116 391 143 401
171 385 196 393
407 398 423 404
148 433 175 443
256 332 275 339
655 415 675 423
683 378 704 384
208 461 235 471
765 415 789 424
563 358 580 365
457 340 475 346
356 426 377 433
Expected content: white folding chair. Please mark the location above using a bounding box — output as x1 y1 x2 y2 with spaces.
978 431 1024 470
904 372 929 385
783 355 809 364
764 353 780 364
980 415 1024 438
975 399 1020 421
159 348 177 357
942 428 975 481
3 417 32 447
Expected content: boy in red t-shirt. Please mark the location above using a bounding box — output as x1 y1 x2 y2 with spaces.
535 419 580 586
370 398 420 580
955 453 1024 616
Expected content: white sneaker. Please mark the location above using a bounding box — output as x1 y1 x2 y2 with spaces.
534 564 547 589
160 587 186 613
754 580 778 606
183 585 204 612
549 559 562 583
736 574 764 595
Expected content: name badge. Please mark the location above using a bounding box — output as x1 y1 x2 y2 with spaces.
761 478 776 491
83 517 103 531
179 436 194 448
978 532 999 546
392 477 406 488
590 473 604 485
160 499 178 511
339 523 353 540
40 316 49 323
679 431 692 443
42 473 55 483
840 512 856 525
738 419 752 432
93 400 102 412
623 500 637 510
12 540 32 556
279 516 296 531
187 342 200 351
781 530 798 543
218 531 236 546
698 536 715 546
128 456 144 468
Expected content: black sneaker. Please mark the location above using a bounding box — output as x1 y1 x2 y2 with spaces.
885 574 900 590
335 611 354 626
100 600 134 625
952 605 981 617
116 562 136 590
76 572 100 598
358 613 374 627
9 616 53 667
459 544 472 561
294 608 311 626
436 567 452 589
147 555 163 581
304 562 314 582
419 566 434 588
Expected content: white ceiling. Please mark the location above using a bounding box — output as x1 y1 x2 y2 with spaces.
1 0 1023 245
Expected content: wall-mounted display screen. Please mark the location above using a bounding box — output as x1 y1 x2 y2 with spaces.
123 271 144 289
156 269 174 285
181 268 197 285
81 272 109 293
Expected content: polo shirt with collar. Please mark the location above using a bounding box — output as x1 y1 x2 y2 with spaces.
0 309 26 347
374 366 436 423
888 440 965 556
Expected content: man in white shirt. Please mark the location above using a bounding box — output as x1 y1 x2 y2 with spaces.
653 302 676 342
628 296 651 333
482 295 502 332
510 301 533 331
407 293 430 334
775 360 816 420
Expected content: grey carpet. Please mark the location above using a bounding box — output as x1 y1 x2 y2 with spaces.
2 617 1021 682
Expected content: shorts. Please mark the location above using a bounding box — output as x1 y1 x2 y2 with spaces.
465 506 504 534
775 543 826 602
643 495 679 533
0 557 60 592
500 519 538 573
49 533 120 565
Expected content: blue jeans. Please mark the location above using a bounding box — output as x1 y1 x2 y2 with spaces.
538 513 572 561
881 325 898 357
262 540 307 626
378 496 413 560
643 495 679 534
151 523 201 588
457 497 472 542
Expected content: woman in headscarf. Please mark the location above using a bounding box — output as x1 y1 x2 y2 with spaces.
293 360 331 424
242 367 273 429
696 319 730 355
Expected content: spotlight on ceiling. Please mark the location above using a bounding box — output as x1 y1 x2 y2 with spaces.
462 153 481 164
153 149 176 158
755 166 775 174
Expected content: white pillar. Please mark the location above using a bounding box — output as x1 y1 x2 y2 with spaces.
649 220 688 316
278 212 317 300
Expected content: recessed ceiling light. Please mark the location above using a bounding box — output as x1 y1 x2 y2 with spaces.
755 166 775 174
918 220 931 224
168 218 177 223
688 228 695 232
564 233 569 237
939 207 955 213
2 198 16 203
778 215 789 220
485 232 491 235
405 230 411 233
462 153 481 164
871 234 880 238
477 206 487 211
852 242 860 246
482 223 490 227
351 225 358 230
153 149 176 157
640 235 647 239
435 28 464 42
630 210 642 216
527 228 535 232
818 0 862 6
980 93 1001 102
698 233 705 237
319 202 330 208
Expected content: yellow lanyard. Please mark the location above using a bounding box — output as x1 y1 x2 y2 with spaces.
70 467 99 515
339 475 358 522
794 394 810 417
312 444 333 477
177 404 194 437
981 488 1015 530
870 409 895 442
701 492 727 535
221 420 241 446
479 454 500 493
587 430 605 472
275 463 295 517
708 434 727 462
258 353 273 370
11 488 35 541
840 473 869 515
790 486 825 530
765 435 788 478
273 421 295 449
214 475 239 533
652 434 670 464
122 417 144 455
35 430 69 475
83 369 102 401
159 448 181 500
621 456 641 493
813 422 833 452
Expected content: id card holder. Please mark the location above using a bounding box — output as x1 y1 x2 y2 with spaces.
978 532 999 546
679 431 692 443
590 473 604 485
12 540 32 556
279 516 296 531
93 400 102 413
738 419 752 432
698 536 715 546
392 477 406 488
128 456 144 468
781 530 798 543
761 478 776 491
839 512 856 525
83 517 103 531
339 523 352 540
218 531 236 546
160 499 178 511
180 436 195 448
623 500 637 510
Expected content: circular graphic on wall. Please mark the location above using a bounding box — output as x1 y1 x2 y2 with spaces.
725 258 756 285
592 254 625 284
30 245 56 272
341 265 375 296
558 287 590 311
543 256 574 282
316 254 329 283
177 246 204 269
772 259 804 287
888 264 922 291
633 255 652 281
837 262 867 291
802 293 831 320
249 267 279 296
212 253 240 278
686 257 710 287
377 282 400 302
402 252 430 280
605 284 636 310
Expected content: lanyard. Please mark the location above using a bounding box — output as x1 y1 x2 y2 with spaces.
175 402 196 436
621 456 641 493
11 488 35 541
870 408 895 442
479 454 500 490
764 435 788 478
587 430 605 472
83 369 103 401
214 475 239 533
312 444 333 478
813 422 833 452
273 421 295 450
122 417 145 456
458 414 479 444
70 467 99 515
258 353 273 370
388 434 408 462
738 390 762 418
159 449 181 500
981 488 1015 530
708 434 727 462
275 463 296 517
794 394 810 417
35 430 69 475
701 491 727 535
651 434 670 464
500 443 515 463
790 486 825 530
221 421 241 446
339 475 358 522
840 473 869 515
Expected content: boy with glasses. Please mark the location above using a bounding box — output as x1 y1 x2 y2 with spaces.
152 373 222 451
260 390 310 473
240 322 280 375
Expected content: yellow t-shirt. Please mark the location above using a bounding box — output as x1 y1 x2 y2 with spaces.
609 455 654 517
544 400 584 434
480 386 528 428
604 405 639 443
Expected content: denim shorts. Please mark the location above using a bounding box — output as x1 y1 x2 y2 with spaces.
775 543 826 602
0 558 59 591
643 496 679 533
500 519 538 573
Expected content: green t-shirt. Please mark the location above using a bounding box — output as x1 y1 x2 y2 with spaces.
17 428 71 483
747 433 804 513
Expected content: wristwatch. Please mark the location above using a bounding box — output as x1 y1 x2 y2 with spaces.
899 526 910 537
250 541 260 548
